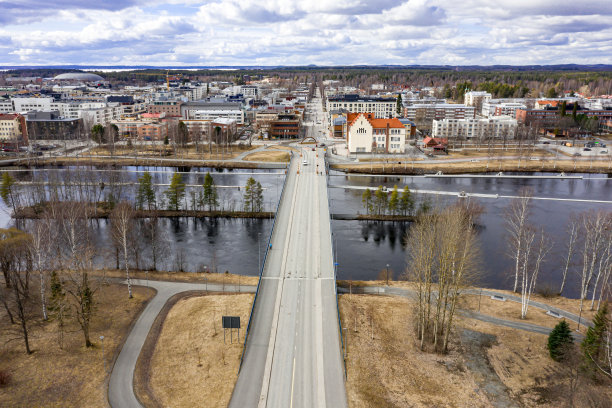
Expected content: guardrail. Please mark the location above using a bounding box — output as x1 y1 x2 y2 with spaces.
326 159 348 379
239 154 293 371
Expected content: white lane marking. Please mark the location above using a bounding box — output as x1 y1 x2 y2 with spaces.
315 279 326 408
290 356 296 408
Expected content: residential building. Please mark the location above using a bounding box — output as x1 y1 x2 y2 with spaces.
0 114 28 143
269 114 301 139
12 97 53 113
403 104 475 122
432 116 518 140
516 108 612 124
147 101 183 117
181 100 244 124
464 91 492 112
347 112 406 154
26 111 83 140
137 123 168 141
326 95 397 119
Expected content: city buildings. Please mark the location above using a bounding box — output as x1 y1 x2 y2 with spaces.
326 95 397 119
432 116 518 140
0 113 28 143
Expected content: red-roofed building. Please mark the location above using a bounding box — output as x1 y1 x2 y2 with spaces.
347 112 406 154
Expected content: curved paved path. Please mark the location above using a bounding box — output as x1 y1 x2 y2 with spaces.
108 279 256 408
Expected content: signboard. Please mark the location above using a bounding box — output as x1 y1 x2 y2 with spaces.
222 316 240 329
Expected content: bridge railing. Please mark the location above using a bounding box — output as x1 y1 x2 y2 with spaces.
326 159 348 379
239 155 293 371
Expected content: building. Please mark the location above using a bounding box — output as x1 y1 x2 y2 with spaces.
493 103 527 117
26 111 83 140
137 123 168 141
326 95 397 119
181 100 244 124
432 116 518 140
403 104 475 122
464 91 492 112
269 114 301 139
0 114 28 143
12 97 53 113
147 101 183 117
516 108 612 125
347 113 406 154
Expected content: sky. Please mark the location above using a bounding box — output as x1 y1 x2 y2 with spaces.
0 0 611 66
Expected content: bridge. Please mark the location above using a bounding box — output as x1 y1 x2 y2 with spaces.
229 146 347 407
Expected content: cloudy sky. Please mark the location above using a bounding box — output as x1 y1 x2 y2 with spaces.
1 0 611 66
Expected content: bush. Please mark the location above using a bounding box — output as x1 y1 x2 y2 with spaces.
548 320 574 361
0 369 11 387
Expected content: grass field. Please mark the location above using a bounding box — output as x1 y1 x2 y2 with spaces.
0 283 155 408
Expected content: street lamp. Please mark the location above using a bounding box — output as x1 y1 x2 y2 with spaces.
100 335 106 374
386 264 390 286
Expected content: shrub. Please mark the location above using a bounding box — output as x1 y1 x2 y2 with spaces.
0 370 11 387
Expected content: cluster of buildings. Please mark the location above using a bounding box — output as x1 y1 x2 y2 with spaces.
0 71 310 147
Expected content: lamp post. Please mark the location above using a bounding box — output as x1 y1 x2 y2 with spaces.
100 335 106 374
386 263 390 286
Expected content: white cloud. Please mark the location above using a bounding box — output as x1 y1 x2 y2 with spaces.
1 0 611 66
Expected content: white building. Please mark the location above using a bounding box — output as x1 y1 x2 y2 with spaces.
192 109 244 124
347 113 406 154
432 116 517 140
464 91 492 108
12 97 53 113
326 95 397 119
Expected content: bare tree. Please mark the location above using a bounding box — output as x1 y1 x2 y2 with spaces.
111 201 134 298
559 215 579 295
519 226 552 318
27 220 50 320
504 187 533 293
405 205 480 353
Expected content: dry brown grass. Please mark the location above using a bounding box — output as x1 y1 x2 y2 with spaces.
446 148 553 158
97 269 259 286
333 158 612 174
148 294 253 408
243 150 291 162
39 157 263 169
340 295 488 407
342 294 612 408
0 283 155 408
88 145 255 160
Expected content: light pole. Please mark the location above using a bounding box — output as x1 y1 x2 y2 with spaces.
100 335 106 374
386 264 390 286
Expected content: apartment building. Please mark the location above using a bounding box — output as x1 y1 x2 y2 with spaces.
347 112 406 154
181 101 244 124
147 101 183 117
432 116 517 140
326 95 396 119
464 91 492 111
0 114 28 142
403 104 475 122
12 97 53 113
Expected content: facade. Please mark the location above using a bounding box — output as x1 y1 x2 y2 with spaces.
347 113 406 153
26 111 83 140
516 108 612 124
0 114 28 143
464 91 492 110
326 95 397 119
432 116 518 140
181 101 244 124
12 97 53 113
494 103 527 117
147 101 183 117
269 114 301 139
137 123 168 141
403 104 475 122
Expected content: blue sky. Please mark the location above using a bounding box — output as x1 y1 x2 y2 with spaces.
1 0 611 66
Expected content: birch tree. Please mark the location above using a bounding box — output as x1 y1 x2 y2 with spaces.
504 187 533 293
559 215 579 295
519 226 552 318
111 202 134 298
27 221 50 320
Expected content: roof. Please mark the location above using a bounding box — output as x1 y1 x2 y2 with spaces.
0 114 20 120
347 112 404 129
54 72 105 82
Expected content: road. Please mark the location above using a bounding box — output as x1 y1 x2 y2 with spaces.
230 93 347 408
108 279 255 408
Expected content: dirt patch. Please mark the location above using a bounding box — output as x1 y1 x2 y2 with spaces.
0 283 155 408
144 293 253 408
243 150 291 162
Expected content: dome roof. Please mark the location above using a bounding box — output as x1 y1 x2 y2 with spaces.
54 72 105 82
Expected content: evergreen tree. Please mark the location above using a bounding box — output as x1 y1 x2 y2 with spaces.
548 320 574 361
136 171 156 210
362 189 372 214
373 186 388 215
0 172 17 213
164 173 186 211
243 177 257 212
91 124 105 143
396 94 403 116
388 185 399 215
572 102 578 120
582 302 609 370
202 172 219 211
163 134 169 145
560 100 567 116
399 186 414 216
254 182 264 212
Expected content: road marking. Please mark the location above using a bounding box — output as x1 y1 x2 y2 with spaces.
290 356 296 408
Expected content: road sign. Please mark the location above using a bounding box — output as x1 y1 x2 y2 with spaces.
222 316 240 329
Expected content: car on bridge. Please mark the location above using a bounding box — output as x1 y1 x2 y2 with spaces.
302 159 308 165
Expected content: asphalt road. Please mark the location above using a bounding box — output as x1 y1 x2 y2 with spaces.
107 279 255 408
230 94 347 408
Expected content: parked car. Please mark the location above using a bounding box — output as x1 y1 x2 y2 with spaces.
542 141 550 144
302 160 308 165
584 148 592 151
601 151 608 154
